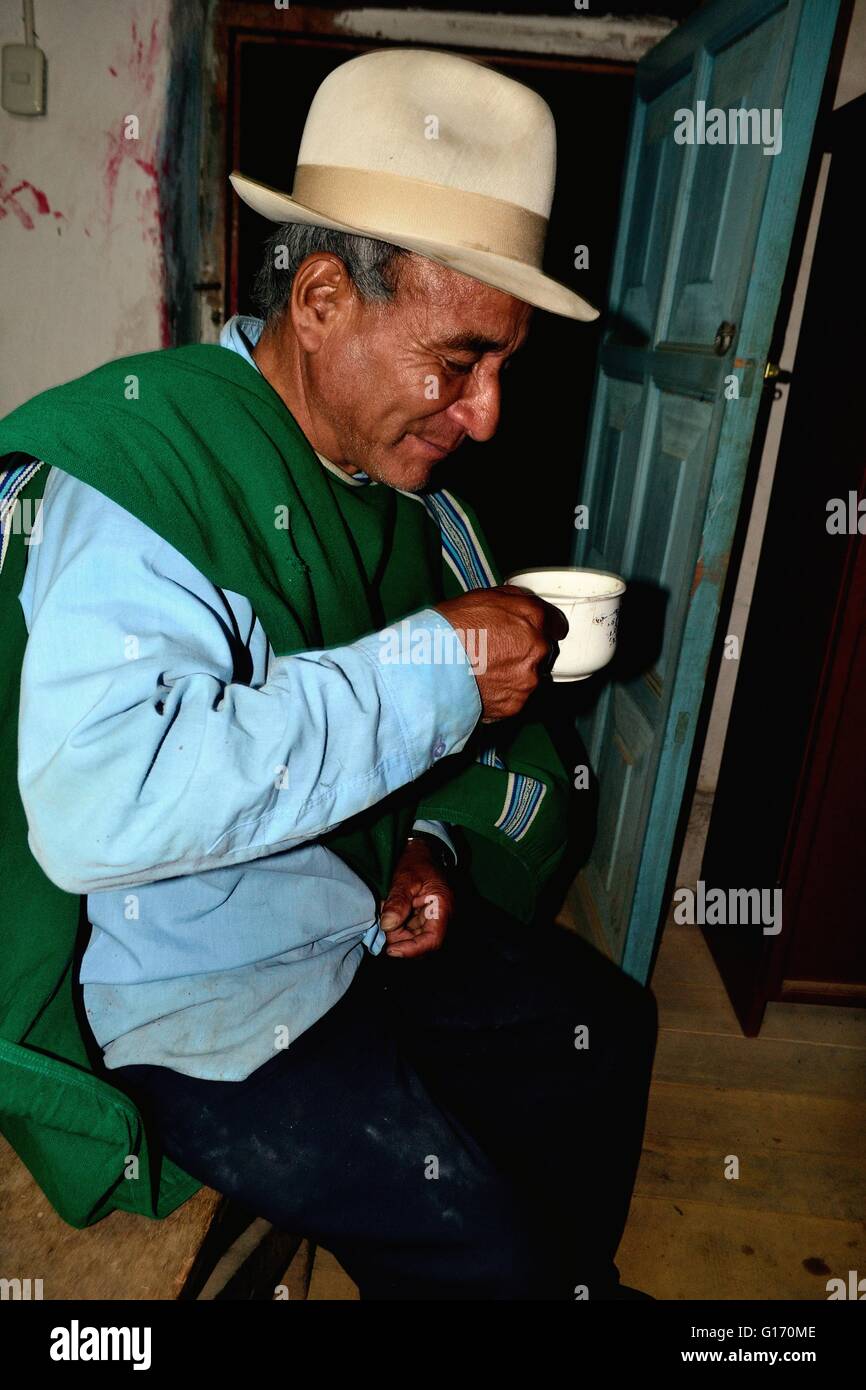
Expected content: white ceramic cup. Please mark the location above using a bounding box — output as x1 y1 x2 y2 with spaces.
505 566 626 682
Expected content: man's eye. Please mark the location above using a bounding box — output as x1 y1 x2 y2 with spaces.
443 358 474 375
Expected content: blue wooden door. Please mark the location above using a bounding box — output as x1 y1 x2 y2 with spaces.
570 0 840 979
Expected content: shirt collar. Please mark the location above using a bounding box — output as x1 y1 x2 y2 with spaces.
218 315 371 488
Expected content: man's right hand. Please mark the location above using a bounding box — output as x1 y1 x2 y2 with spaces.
434 584 569 723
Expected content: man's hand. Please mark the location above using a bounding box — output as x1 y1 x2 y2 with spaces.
379 837 454 958
435 583 568 723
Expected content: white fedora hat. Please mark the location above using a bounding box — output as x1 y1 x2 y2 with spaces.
229 47 600 323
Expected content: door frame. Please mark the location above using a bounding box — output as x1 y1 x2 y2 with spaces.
193 2 676 341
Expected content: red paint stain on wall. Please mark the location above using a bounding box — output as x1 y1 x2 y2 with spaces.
103 18 163 225
102 15 170 345
130 18 161 95
103 133 163 225
0 166 64 228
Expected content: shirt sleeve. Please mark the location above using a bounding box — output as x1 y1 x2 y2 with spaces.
17 469 481 893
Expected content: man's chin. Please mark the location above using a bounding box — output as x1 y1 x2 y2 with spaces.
366 440 442 492
376 465 435 493
399 432 454 486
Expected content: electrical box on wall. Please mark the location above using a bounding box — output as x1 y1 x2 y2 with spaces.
2 43 46 116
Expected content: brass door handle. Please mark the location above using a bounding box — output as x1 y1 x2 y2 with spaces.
764 361 793 387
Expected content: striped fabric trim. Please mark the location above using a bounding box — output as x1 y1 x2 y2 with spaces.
421 490 497 592
0 458 45 576
494 770 548 843
478 745 506 770
402 488 540 799
404 487 510 781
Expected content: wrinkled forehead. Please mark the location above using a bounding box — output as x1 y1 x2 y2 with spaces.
393 252 532 348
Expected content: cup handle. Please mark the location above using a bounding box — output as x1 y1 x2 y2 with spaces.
540 638 560 677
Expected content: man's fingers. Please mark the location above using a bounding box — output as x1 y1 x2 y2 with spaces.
540 597 570 642
412 891 446 919
381 876 448 932
385 894 449 957
379 890 413 933
386 897 446 941
383 926 415 944
386 924 444 958
499 582 534 598
498 584 569 642
386 938 430 958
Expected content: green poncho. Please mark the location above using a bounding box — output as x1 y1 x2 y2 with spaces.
0 345 569 1228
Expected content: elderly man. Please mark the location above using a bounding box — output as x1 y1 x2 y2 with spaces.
0 49 656 1300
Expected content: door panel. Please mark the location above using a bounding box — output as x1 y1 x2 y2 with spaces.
632 392 715 696
621 76 692 342
666 8 789 346
583 375 643 574
570 0 840 979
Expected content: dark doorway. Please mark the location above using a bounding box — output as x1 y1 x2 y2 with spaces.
701 93 866 1033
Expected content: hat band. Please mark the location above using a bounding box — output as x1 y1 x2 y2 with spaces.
292 164 547 266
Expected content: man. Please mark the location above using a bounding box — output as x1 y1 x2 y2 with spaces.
0 48 656 1299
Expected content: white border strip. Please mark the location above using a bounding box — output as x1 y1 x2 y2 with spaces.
331 10 675 63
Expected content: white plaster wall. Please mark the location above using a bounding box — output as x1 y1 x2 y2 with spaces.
0 0 173 414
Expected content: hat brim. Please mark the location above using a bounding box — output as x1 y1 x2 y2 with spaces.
230 172 600 323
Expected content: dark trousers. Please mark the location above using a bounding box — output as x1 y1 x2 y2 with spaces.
114 892 658 1300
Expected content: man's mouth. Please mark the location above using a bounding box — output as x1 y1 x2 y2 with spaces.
412 434 459 460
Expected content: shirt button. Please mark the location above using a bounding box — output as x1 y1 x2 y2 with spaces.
432 739 446 760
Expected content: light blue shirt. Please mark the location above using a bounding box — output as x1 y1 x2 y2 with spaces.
16 317 482 1080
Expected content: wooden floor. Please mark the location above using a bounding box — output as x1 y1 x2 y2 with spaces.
618 915 866 1300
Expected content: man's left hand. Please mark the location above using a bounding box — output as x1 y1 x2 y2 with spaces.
379 838 454 958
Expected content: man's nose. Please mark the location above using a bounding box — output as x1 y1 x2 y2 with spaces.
447 370 501 443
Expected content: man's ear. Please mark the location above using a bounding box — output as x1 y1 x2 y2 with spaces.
290 253 354 353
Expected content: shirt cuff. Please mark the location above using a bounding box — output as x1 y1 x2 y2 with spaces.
411 819 457 866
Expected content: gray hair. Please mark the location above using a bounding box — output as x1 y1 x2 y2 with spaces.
251 222 410 323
